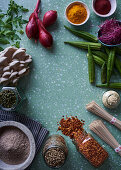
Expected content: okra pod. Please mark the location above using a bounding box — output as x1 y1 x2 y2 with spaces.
92 50 108 62
64 25 98 43
107 48 116 85
87 53 105 66
64 41 101 50
115 58 121 76
116 47 121 56
96 83 121 89
104 46 110 55
101 62 107 84
87 45 95 83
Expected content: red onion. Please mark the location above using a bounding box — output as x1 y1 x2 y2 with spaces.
26 0 54 48
25 0 40 41
43 10 57 27
26 13 38 41
37 18 53 48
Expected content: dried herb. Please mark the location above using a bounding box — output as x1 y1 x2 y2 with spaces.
0 90 17 108
0 0 29 51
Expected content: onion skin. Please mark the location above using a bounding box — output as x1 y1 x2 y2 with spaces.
43 10 57 27
29 13 34 21
25 13 38 41
37 19 53 48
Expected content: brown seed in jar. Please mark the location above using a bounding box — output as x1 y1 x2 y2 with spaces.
44 147 66 168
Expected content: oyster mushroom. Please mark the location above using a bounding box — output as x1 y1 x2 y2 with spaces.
102 91 120 109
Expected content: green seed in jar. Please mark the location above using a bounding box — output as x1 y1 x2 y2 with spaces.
0 90 17 108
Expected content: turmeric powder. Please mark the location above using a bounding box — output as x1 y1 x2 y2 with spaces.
67 4 87 24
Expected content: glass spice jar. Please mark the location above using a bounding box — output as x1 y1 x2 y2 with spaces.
73 131 108 168
43 135 68 168
0 87 25 111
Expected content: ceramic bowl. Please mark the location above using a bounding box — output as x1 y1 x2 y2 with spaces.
0 121 36 170
65 1 90 26
92 0 117 17
98 20 121 47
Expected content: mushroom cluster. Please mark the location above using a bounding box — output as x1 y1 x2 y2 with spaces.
0 46 32 85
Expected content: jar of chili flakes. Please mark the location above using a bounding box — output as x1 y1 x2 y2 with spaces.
43 135 68 168
73 131 108 168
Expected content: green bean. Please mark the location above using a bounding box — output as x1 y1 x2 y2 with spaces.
64 41 101 50
96 83 121 89
107 48 116 85
87 53 105 66
101 62 107 84
92 50 108 62
64 25 98 43
87 45 95 83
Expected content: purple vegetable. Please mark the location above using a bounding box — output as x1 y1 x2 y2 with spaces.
98 19 121 45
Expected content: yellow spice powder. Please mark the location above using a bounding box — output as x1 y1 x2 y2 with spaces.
67 4 87 24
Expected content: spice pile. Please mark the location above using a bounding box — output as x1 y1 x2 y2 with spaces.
94 0 111 15
67 4 87 24
0 126 30 165
0 90 17 109
58 116 108 167
57 116 85 139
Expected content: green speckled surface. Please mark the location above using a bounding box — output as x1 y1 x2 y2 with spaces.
0 0 121 170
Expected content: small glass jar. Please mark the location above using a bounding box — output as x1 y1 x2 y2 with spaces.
43 135 68 168
0 87 24 111
73 131 108 168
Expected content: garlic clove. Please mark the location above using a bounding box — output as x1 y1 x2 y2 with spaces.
102 90 120 109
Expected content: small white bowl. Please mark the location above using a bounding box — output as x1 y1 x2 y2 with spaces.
92 0 117 17
0 121 36 170
65 1 90 26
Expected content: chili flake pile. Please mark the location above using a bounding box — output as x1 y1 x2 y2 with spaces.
57 116 85 139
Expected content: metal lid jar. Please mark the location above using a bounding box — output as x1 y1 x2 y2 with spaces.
43 134 68 168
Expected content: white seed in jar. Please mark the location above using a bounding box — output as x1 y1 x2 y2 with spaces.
102 90 120 109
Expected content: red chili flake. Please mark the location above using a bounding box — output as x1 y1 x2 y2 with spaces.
57 116 85 139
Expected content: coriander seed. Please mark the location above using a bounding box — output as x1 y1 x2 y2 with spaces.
43 135 68 168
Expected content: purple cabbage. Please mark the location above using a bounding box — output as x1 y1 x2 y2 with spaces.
98 19 121 45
